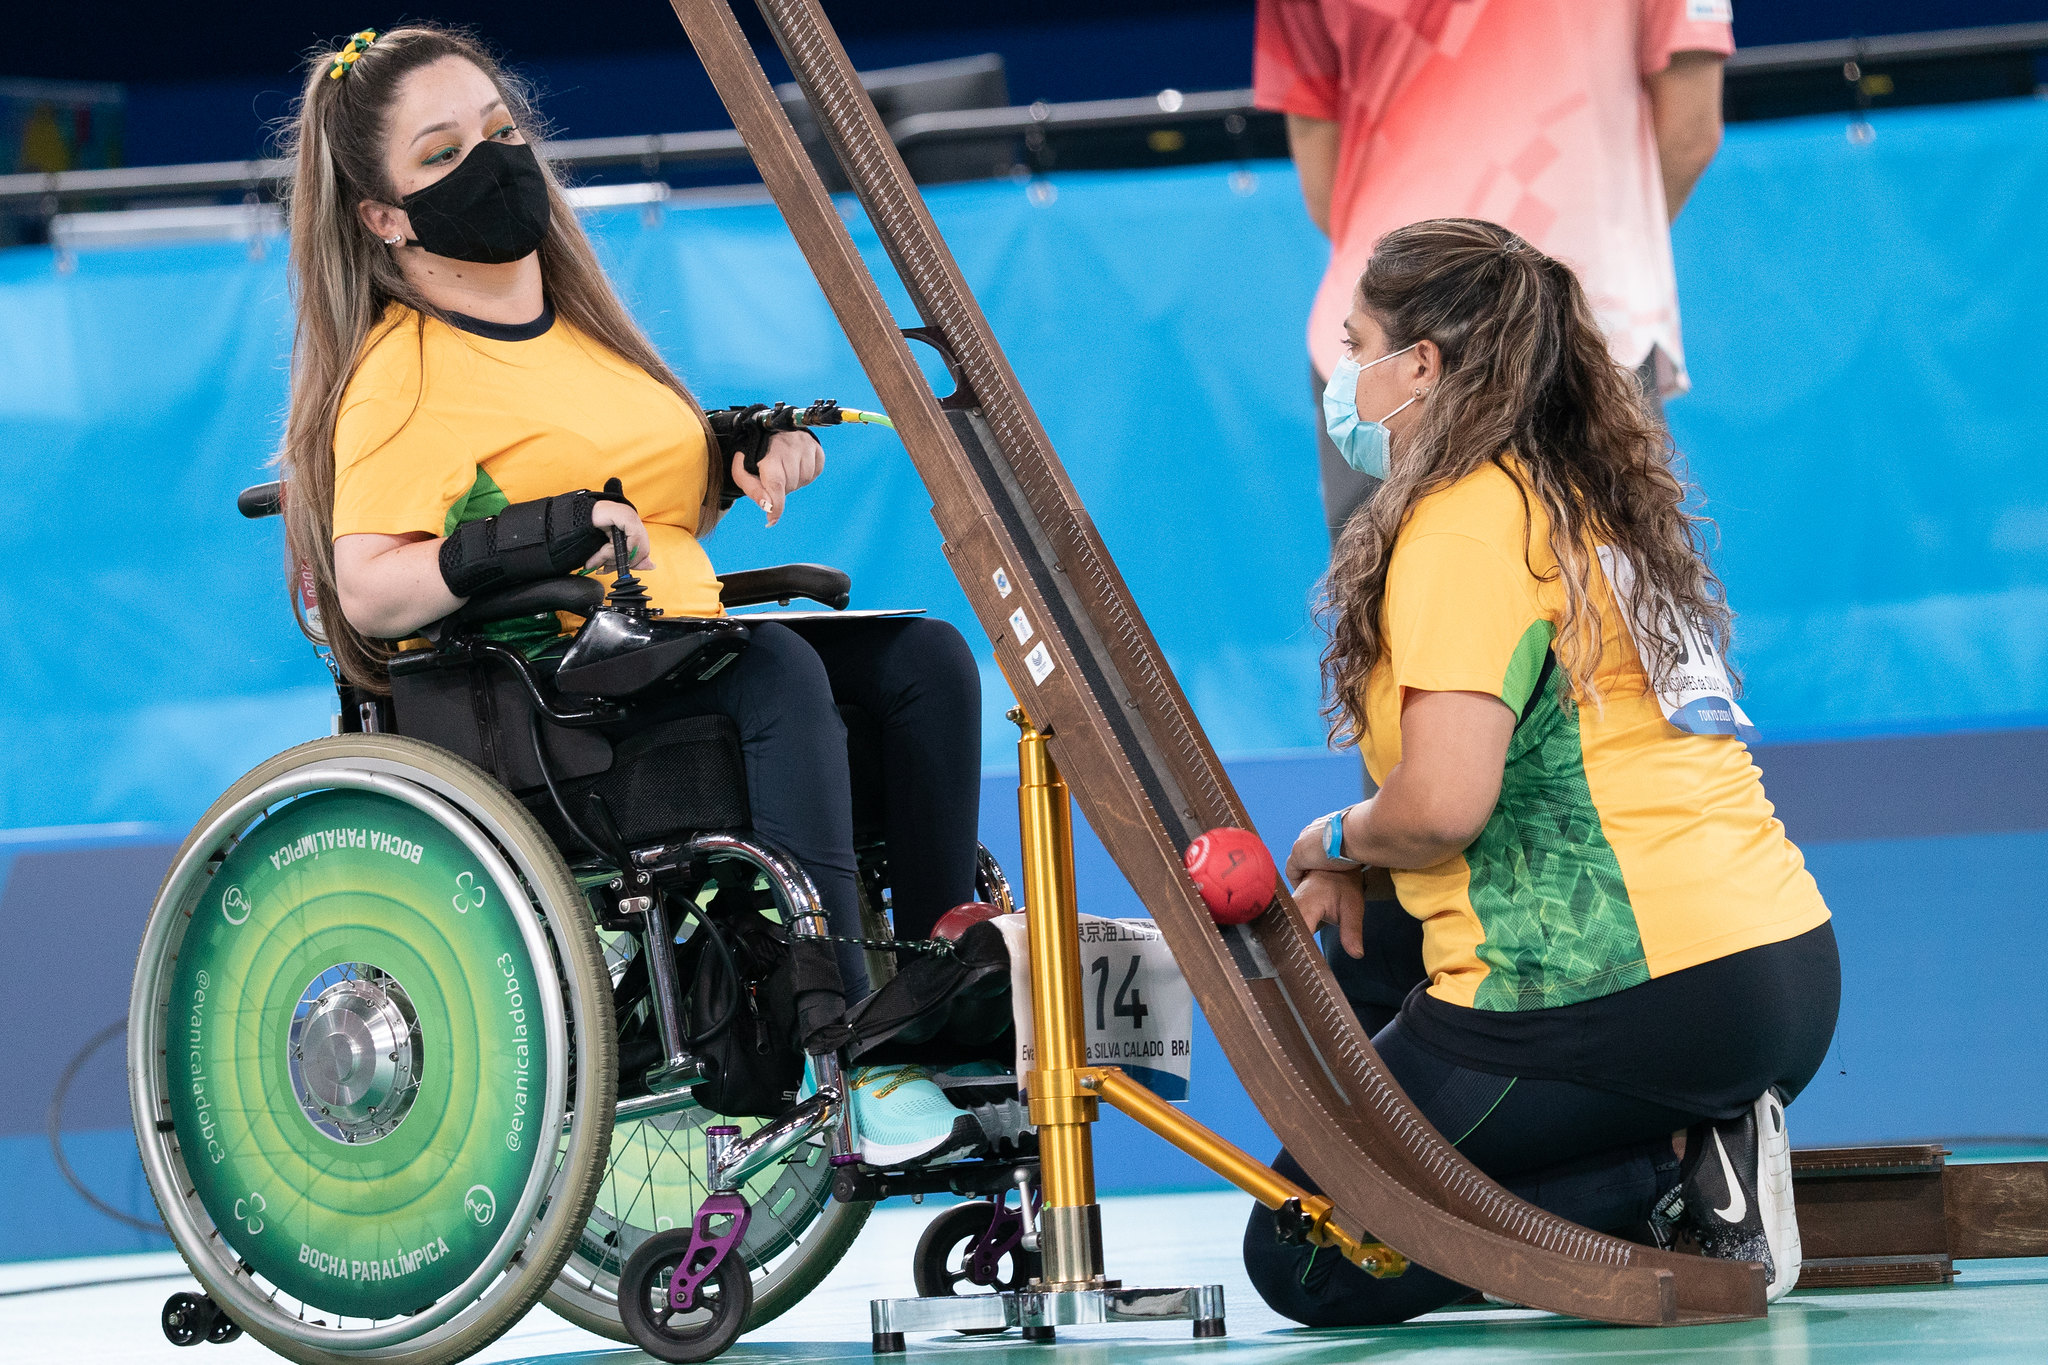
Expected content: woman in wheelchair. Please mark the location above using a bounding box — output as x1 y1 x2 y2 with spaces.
279 25 983 1168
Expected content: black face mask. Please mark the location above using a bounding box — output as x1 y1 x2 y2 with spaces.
399 139 550 264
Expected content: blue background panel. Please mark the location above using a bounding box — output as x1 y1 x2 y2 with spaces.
1671 102 2048 740
7 101 2048 833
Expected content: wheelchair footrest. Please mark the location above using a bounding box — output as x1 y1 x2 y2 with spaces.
832 1154 1037 1205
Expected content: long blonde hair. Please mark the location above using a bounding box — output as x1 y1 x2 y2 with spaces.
278 24 706 690
1320 218 1734 745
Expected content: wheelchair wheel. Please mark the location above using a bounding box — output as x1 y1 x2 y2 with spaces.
129 735 616 1365
618 1226 753 1363
544 838 869 1341
913 1200 1040 1334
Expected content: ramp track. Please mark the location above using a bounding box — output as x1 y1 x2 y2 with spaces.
663 0 1764 1324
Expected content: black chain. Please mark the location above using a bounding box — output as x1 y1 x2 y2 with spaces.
808 931 957 959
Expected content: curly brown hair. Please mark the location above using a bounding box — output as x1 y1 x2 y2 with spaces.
1319 218 1734 747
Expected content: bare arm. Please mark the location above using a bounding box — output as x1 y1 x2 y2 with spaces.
332 501 654 640
333 532 460 639
1286 113 1340 238
1286 688 1516 956
1646 50 1725 221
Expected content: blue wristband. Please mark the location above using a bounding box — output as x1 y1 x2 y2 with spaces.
1321 810 1362 867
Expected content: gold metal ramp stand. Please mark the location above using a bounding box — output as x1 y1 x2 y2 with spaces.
868 710 1404 1354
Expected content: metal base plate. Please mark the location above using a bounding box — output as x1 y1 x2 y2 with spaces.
870 1283 1224 1345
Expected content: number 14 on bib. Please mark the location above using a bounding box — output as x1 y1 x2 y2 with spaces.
994 914 1195 1101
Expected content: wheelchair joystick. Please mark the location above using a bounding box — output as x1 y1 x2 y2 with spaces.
553 525 751 698
603 525 653 618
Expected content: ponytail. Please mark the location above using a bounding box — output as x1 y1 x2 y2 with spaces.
1318 218 1733 745
277 24 709 690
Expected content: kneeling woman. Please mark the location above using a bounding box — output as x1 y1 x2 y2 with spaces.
279 26 980 1164
1247 219 1839 1323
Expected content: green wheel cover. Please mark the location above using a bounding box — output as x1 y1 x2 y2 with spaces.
167 787 549 1320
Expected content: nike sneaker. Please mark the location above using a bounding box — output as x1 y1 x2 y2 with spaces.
1654 1090 1801 1302
848 1064 985 1168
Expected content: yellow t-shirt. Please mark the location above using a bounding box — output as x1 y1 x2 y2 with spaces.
331 304 723 619
1363 460 1830 1012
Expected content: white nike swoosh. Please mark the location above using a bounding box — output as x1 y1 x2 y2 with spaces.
1711 1129 1748 1224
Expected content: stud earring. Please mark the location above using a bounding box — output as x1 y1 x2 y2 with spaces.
383 234 402 246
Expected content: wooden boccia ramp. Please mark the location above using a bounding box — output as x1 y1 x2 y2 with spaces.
659 0 1765 1328
1793 1145 2048 1287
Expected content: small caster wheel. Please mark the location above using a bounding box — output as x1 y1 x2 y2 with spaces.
1193 1316 1226 1338
872 1330 907 1353
161 1293 212 1347
913 1203 1040 1342
1022 1324 1056 1344
619 1225 753 1363
206 1308 244 1344
912 1200 1039 1336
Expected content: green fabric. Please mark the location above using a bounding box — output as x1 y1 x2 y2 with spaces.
441 466 510 536
1467 658 1650 1012
441 467 565 652
1499 620 1554 715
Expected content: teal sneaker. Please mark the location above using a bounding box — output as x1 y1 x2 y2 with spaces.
848 1064 985 1168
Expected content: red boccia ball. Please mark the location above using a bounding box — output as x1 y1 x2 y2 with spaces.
931 901 1004 941
1184 827 1278 926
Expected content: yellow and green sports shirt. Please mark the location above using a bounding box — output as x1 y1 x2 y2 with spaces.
1361 459 1830 1013
331 303 724 620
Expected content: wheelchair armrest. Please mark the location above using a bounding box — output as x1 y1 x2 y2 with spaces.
238 481 283 519
719 564 852 611
438 577 606 633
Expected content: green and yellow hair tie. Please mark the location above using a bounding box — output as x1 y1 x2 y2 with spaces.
328 30 378 79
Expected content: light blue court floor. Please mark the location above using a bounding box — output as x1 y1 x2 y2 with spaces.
5 1190 2043 1364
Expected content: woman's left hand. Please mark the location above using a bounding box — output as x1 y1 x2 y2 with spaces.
732 430 825 527
1286 806 1358 884
1294 869 1368 959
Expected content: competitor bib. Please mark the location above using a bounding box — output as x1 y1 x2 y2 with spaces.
995 914 1195 1101
1598 546 1757 741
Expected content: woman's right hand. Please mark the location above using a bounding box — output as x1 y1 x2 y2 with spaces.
586 499 657 573
1294 868 1368 959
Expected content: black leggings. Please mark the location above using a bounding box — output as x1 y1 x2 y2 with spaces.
652 616 981 999
1244 918 1839 1325
1242 1019 1691 1326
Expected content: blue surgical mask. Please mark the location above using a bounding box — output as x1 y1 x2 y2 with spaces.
1322 343 1422 478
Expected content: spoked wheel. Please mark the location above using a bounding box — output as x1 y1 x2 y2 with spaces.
129 736 616 1365
617 1224 753 1363
545 836 869 1341
913 1200 1041 1333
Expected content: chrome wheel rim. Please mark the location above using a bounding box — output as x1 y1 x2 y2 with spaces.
130 761 573 1353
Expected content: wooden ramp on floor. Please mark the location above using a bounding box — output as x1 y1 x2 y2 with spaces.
1794 1145 2048 1286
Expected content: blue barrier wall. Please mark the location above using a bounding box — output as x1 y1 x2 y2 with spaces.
3 97 2045 1259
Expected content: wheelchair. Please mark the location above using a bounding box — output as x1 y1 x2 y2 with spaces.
128 484 1042 1364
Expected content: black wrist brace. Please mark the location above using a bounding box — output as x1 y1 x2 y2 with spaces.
437 485 634 600
705 404 771 510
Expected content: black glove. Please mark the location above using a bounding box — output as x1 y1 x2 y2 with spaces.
438 483 634 600
705 401 840 509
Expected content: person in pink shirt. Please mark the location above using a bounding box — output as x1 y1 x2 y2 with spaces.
1256 0 1733 541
